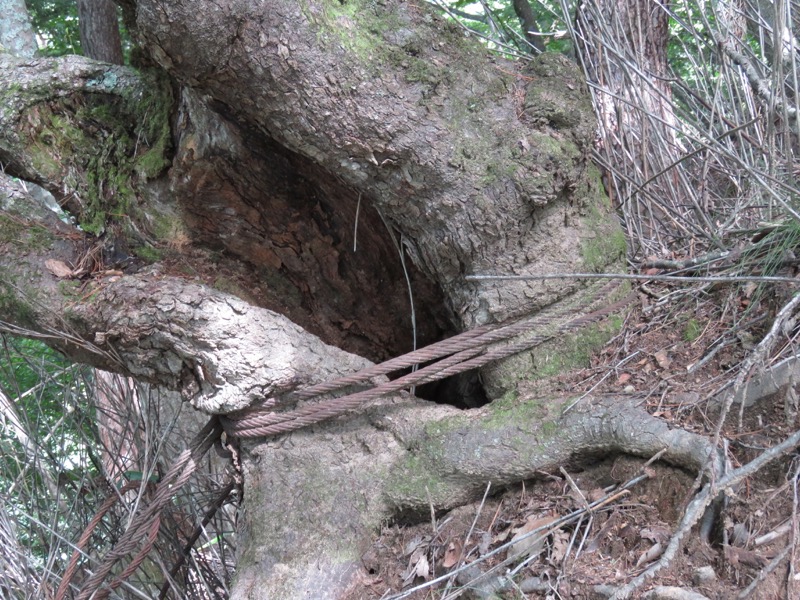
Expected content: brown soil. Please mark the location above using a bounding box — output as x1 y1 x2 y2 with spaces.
353 285 800 599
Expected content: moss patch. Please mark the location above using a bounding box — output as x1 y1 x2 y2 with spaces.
531 315 623 379
482 283 629 399
303 0 475 89
385 452 460 508
20 69 173 236
0 215 55 250
0 274 39 326
683 318 702 342
581 199 627 272
132 244 163 263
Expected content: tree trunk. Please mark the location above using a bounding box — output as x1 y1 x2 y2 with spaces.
0 1 705 598
576 0 692 252
0 0 37 58
77 0 124 65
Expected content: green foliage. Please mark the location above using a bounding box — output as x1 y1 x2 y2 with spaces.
26 0 133 62
0 336 238 595
26 0 81 57
0 335 98 561
442 0 573 56
0 336 94 454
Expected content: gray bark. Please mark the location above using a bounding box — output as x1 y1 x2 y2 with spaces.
232 395 719 599
0 0 37 58
0 3 698 599
0 173 721 599
129 0 621 329
0 174 372 414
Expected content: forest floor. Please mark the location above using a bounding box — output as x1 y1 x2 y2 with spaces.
355 282 800 599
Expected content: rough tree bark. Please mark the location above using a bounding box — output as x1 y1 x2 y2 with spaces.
77 0 124 65
576 0 695 252
0 2 719 598
0 0 37 58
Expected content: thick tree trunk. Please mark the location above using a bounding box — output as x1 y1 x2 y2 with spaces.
126 0 622 330
576 0 689 251
77 0 124 65
0 2 670 598
0 0 37 58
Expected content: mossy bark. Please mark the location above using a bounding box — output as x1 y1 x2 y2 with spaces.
0 2 647 599
232 394 719 600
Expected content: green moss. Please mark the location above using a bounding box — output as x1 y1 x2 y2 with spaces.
683 318 702 342
580 194 627 273
305 0 472 91
134 137 171 179
129 72 173 179
132 244 163 263
531 316 622 379
422 412 471 439
588 163 611 209
58 280 81 298
385 452 458 505
539 420 558 436
0 275 38 326
0 216 55 251
528 130 581 161
19 69 173 236
480 389 544 429
305 0 395 64
582 228 626 273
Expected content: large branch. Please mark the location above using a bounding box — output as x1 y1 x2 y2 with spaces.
129 0 623 327
0 52 172 235
232 394 722 599
0 176 371 413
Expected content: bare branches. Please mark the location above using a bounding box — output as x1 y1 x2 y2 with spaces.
611 427 800 599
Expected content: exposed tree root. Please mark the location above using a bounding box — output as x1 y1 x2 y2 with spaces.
231 394 723 600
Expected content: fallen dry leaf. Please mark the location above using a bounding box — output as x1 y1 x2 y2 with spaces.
635 542 663 566
641 525 670 543
442 540 462 569
413 554 430 580
402 546 431 585
508 515 556 560
653 350 671 369
45 259 74 278
549 529 570 564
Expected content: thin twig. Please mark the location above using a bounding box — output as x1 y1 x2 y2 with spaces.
610 428 800 599
467 272 800 285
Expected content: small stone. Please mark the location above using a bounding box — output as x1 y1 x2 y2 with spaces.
693 565 716 584
624 385 635 393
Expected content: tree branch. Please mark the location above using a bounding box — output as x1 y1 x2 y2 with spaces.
0 175 372 413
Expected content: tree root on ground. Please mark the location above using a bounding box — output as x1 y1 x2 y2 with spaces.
230 393 724 600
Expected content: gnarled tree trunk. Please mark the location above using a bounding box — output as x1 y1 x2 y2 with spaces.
0 1 716 598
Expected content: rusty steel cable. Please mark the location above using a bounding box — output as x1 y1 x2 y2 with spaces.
61 418 222 600
226 278 621 422
222 284 634 438
63 282 632 599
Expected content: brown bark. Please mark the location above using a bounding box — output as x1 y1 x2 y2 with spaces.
512 0 545 52
0 3 650 598
77 0 124 64
576 0 690 250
